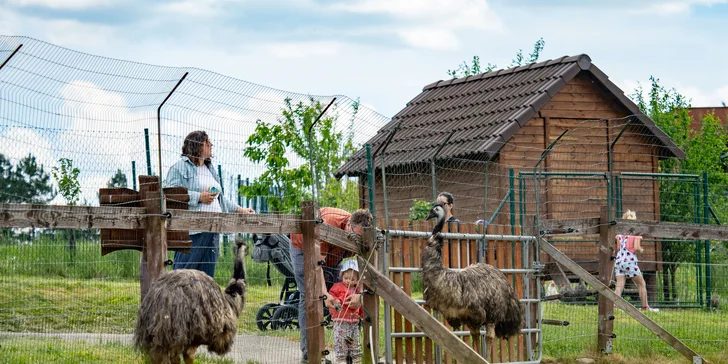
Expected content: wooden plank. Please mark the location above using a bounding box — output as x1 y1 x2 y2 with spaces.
362 226 380 364
540 217 601 235
617 219 728 241
597 206 615 353
357 257 490 364
539 109 623 119
540 238 707 363
0 203 146 230
168 209 302 234
302 201 324 364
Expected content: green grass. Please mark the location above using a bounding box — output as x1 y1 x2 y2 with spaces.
541 301 728 359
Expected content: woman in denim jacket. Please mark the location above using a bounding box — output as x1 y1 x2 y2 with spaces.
165 130 255 277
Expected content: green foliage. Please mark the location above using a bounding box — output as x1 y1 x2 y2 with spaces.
447 38 545 78
106 169 128 189
51 158 81 206
631 76 728 300
409 199 432 221
241 97 359 213
0 153 55 204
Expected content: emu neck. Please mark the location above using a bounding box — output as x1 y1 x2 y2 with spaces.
432 216 446 235
422 241 446 277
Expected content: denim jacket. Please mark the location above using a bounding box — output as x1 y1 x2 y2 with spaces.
164 156 240 213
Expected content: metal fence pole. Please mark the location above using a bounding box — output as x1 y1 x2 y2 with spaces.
144 128 152 175
703 171 711 309
132 161 137 191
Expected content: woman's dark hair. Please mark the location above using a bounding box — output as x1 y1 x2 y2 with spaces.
182 131 211 166
438 191 455 214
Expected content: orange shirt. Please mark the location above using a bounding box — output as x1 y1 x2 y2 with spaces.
291 207 351 267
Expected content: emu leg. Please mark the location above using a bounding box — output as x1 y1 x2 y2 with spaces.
182 346 199 364
149 349 172 364
470 327 482 356
485 324 496 360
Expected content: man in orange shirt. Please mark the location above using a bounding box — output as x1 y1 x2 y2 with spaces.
289 207 372 363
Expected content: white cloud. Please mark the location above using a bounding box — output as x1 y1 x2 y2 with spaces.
330 0 502 50
617 79 728 108
260 41 344 58
6 0 117 10
156 0 223 16
632 0 728 15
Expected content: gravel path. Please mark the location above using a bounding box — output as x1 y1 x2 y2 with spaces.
0 332 321 364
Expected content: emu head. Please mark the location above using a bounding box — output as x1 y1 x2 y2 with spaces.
224 278 247 312
426 203 447 235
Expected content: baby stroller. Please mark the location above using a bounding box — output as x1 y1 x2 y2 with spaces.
252 233 334 331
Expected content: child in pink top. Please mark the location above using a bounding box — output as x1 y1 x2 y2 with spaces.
614 210 659 312
328 259 363 364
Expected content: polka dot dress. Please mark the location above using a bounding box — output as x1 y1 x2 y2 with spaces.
615 234 641 278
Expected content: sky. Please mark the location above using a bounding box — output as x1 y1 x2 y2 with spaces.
2 0 727 117
1 0 728 205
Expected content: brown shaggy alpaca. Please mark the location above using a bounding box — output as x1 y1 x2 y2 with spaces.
422 203 524 354
134 237 247 364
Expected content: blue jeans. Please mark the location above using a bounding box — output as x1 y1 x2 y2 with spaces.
291 244 343 360
173 232 220 277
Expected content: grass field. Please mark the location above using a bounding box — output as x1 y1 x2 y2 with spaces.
1 237 727 363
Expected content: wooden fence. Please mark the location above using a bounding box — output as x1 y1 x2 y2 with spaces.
385 219 537 363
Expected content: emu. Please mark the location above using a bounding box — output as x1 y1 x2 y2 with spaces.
134 237 248 364
422 203 523 354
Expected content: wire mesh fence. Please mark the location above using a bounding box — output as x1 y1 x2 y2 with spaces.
0 35 389 364
3 33 728 364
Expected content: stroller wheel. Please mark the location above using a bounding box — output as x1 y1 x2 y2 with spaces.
271 305 299 330
256 303 279 331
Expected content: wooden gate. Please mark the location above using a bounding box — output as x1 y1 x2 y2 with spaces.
384 219 540 363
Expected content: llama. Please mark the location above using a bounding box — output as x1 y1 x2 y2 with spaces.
134 237 248 364
422 203 523 353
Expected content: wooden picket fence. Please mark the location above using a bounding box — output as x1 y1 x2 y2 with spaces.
385 219 535 363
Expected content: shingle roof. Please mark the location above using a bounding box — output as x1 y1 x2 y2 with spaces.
336 54 684 177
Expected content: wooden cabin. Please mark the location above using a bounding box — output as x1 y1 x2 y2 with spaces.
336 55 685 296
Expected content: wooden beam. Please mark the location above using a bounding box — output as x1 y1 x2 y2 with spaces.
361 226 380 364
540 217 601 235
318 223 361 253
356 257 490 364
540 238 706 363
302 201 325 364
0 203 303 234
139 175 167 301
597 206 615 353
0 203 146 230
167 209 302 234
617 219 728 241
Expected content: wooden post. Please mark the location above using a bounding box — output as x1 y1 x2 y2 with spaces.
597 206 616 353
301 201 324 364
139 175 168 301
361 226 380 364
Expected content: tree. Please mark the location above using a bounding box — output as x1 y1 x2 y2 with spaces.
0 153 55 204
52 158 81 206
241 97 360 213
447 38 545 78
631 76 728 302
409 199 432 221
52 158 82 260
107 169 128 189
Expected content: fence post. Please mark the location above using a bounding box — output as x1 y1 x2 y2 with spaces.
139 175 168 301
144 128 152 175
131 161 137 191
702 171 712 309
301 201 324 363
598 205 616 353
362 225 380 364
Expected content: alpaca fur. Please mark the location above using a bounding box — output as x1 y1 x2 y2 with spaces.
134 238 248 364
422 203 523 352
